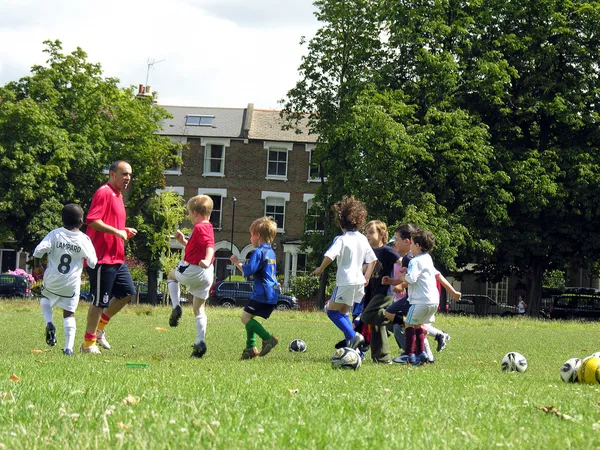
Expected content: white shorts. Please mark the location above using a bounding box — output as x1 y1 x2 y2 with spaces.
406 304 437 325
41 291 79 313
173 262 214 299
330 284 365 306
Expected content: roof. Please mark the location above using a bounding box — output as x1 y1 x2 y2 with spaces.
248 109 317 143
158 105 246 139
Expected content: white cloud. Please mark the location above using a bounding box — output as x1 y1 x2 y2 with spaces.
0 0 319 108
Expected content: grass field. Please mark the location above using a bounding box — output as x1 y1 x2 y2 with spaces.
1 300 599 449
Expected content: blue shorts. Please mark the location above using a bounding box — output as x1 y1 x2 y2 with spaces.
386 297 410 316
87 263 136 308
244 300 276 319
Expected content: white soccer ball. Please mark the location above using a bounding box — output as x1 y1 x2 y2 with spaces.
289 339 307 352
331 347 362 371
589 352 600 358
560 358 582 383
501 352 528 373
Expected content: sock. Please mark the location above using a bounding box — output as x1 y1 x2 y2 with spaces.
245 322 257 349
424 337 434 361
64 316 76 351
424 323 442 337
404 326 416 355
97 313 110 332
84 332 96 348
415 326 425 354
168 280 180 308
246 319 271 342
327 309 355 343
195 314 207 345
41 297 53 324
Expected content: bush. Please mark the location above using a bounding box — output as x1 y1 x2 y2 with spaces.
290 275 320 298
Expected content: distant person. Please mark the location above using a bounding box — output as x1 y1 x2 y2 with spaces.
81 160 137 354
314 196 377 350
33 204 97 356
167 195 215 358
230 216 280 360
518 295 527 315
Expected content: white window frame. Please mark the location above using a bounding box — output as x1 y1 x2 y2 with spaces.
486 277 508 303
185 115 214 126
306 144 323 182
198 188 228 230
202 138 230 177
261 191 290 233
265 141 292 181
156 186 185 196
303 193 324 233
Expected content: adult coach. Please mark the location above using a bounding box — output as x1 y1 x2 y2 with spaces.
80 160 137 354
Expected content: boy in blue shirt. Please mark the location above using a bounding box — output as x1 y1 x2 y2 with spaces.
230 216 280 359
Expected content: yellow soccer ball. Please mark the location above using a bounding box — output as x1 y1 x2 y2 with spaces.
578 356 600 384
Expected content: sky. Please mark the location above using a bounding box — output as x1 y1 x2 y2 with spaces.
0 0 320 109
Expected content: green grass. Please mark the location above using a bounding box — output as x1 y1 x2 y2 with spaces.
1 300 600 449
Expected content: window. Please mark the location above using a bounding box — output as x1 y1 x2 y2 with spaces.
198 188 227 230
186 115 214 126
202 138 229 177
297 253 309 275
261 191 290 233
303 194 324 233
264 142 292 180
486 278 508 302
164 148 183 175
306 144 321 182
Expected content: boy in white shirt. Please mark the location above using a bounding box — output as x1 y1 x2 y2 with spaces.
33 204 97 356
315 196 377 349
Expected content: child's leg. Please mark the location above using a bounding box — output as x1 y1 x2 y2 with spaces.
415 325 425 355
404 326 416 355
393 323 405 352
41 297 56 346
192 297 207 345
423 323 442 337
62 309 76 353
326 302 355 343
168 270 181 309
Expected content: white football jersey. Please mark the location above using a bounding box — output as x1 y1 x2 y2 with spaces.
33 228 98 299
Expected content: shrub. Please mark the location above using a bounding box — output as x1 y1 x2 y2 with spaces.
290 275 320 298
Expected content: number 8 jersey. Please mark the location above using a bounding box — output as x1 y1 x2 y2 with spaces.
34 228 98 299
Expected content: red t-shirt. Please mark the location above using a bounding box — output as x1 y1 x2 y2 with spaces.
86 183 126 265
184 222 215 265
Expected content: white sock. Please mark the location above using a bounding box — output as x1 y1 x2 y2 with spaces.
424 323 443 337
195 314 207 345
40 297 53 324
424 338 434 361
168 280 180 308
64 316 76 351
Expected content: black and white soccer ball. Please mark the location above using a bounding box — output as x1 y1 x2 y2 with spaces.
331 347 361 370
501 352 528 373
560 358 582 383
289 339 307 352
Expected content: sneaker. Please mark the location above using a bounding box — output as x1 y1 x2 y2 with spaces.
45 322 57 347
241 346 259 360
63 349 74 356
334 339 346 349
413 352 429 366
80 343 101 354
435 332 450 352
408 354 417 365
392 354 411 364
259 335 279 357
96 330 111 350
190 341 207 358
169 305 183 327
348 332 365 350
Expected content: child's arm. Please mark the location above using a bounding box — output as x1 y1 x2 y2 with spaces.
436 273 461 300
382 275 406 286
33 257 45 280
314 256 332 277
199 247 215 269
363 260 377 286
175 230 188 246
229 255 243 274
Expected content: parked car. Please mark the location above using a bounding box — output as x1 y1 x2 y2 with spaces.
549 288 600 321
448 294 518 317
210 281 299 310
80 283 164 304
0 274 32 298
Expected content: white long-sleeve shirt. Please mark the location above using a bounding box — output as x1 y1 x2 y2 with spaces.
405 253 439 305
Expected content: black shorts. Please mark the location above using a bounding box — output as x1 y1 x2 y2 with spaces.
87 263 136 308
244 300 276 319
386 297 410 316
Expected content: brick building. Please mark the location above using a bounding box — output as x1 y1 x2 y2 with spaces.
158 103 319 288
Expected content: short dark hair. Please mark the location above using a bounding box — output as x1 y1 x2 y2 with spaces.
395 223 417 240
411 228 435 253
109 160 129 173
333 196 367 231
62 203 84 229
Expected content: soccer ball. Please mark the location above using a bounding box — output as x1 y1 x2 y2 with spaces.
331 347 362 370
560 358 581 383
578 356 600 384
589 352 600 358
289 339 307 352
501 352 528 373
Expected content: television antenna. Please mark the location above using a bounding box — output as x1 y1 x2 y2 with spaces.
145 57 165 86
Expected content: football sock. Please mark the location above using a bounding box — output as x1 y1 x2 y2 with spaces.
195 314 207 345
97 313 110 331
84 332 96 348
245 323 257 349
64 316 76 351
41 297 53 324
404 326 416 355
424 337 434 361
415 326 425 354
424 323 442 337
168 280 180 308
247 319 271 341
326 309 355 343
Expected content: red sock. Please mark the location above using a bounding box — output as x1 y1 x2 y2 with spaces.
405 326 416 355
415 326 425 354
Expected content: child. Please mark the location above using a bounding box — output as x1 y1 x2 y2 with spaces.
230 216 280 360
315 196 377 350
383 228 440 365
33 204 97 356
167 195 215 358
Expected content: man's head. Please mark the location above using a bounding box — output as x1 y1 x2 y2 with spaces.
108 160 132 192
62 203 84 230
